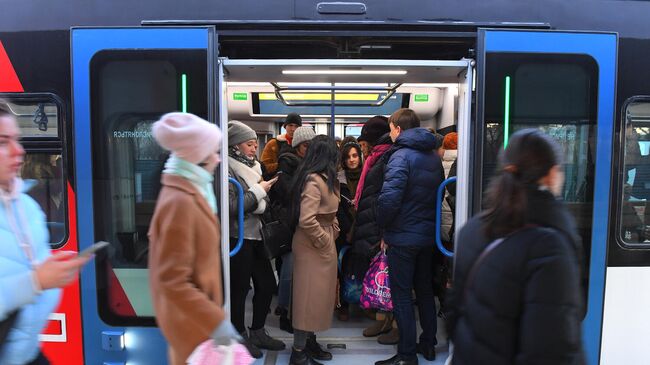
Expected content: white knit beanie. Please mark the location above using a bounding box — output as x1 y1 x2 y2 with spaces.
292 126 316 148
152 112 222 164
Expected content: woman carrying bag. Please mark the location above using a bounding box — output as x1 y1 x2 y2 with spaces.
446 129 585 365
227 121 285 359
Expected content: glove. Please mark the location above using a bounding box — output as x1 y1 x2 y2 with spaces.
211 320 243 346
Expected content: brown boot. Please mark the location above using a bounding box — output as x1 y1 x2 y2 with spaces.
377 321 399 345
363 313 392 337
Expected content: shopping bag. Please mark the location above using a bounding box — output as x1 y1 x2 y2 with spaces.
359 251 393 312
187 339 253 365
338 247 363 304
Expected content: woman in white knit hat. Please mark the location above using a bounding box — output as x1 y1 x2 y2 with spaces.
148 112 240 365
227 120 286 358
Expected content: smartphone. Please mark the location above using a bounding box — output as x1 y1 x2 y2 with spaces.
79 241 110 258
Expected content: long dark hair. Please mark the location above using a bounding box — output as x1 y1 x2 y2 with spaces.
482 129 562 239
289 135 340 227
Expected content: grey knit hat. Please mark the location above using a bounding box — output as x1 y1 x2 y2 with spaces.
228 120 257 146
292 126 316 148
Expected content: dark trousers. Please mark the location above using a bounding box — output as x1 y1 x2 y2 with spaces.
27 352 50 365
230 238 277 333
387 245 437 357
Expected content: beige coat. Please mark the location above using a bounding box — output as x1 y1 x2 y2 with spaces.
148 174 225 365
292 173 340 332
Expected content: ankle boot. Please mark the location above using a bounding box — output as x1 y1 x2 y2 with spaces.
289 347 324 365
249 327 286 351
280 311 294 334
241 331 263 359
306 334 332 361
377 322 399 345
363 313 393 337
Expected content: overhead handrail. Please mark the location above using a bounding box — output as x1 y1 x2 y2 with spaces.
436 177 456 258
269 82 402 107
229 177 245 257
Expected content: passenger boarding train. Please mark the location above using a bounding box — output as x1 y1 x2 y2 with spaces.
1 0 650 363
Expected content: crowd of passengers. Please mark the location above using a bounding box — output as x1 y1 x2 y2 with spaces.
0 98 585 365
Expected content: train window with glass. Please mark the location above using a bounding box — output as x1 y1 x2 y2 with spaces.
482 53 598 273
619 99 650 246
89 49 208 326
1 94 67 248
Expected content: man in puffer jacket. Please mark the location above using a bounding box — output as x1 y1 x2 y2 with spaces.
375 108 445 365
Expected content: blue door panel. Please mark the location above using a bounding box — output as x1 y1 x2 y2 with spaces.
71 27 210 365
482 29 617 365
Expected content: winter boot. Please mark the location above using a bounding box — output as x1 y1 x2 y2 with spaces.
289 347 324 365
249 327 286 351
363 313 392 337
241 331 263 359
377 322 399 345
279 308 294 334
306 334 332 361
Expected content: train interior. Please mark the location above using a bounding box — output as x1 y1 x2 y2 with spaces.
219 59 472 364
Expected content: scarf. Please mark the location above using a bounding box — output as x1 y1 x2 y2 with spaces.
228 146 257 168
163 155 217 213
345 168 362 198
354 143 392 210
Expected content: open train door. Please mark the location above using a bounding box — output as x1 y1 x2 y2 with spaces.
70 27 229 364
471 29 617 365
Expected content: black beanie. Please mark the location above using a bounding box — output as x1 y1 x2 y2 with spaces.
283 112 303 127
358 116 390 146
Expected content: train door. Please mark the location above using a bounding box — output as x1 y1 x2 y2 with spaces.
463 29 617 365
71 27 224 364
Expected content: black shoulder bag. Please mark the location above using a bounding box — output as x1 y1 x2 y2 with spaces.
260 201 293 259
0 310 19 349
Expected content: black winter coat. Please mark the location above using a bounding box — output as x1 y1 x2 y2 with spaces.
269 151 301 218
351 134 393 257
447 188 585 365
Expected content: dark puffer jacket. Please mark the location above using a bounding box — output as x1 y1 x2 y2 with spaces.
377 128 444 247
447 188 585 365
351 134 392 257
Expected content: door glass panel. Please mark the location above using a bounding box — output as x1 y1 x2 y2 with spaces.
619 100 650 245
90 50 207 326
482 53 598 274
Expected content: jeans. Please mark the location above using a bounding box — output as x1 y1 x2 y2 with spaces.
277 251 294 309
387 245 437 357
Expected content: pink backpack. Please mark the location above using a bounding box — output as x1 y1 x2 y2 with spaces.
359 251 393 312
187 340 253 365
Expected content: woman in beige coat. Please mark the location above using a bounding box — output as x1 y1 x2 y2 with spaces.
288 135 341 365
148 113 241 365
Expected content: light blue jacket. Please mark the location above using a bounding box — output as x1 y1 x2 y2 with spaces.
0 181 61 365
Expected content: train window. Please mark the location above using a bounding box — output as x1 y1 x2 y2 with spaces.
21 154 67 247
90 50 208 326
619 99 650 246
482 53 598 274
345 124 363 138
3 100 59 137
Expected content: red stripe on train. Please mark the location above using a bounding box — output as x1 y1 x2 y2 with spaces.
0 41 23 92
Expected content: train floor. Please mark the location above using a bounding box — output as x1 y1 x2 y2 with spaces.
243 293 451 365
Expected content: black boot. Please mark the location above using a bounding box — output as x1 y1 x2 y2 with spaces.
289 347 324 365
375 354 418 365
249 327 286 351
241 331 263 359
416 342 436 361
306 334 332 361
279 309 294 334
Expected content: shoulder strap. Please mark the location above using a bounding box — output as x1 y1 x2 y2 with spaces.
462 225 541 303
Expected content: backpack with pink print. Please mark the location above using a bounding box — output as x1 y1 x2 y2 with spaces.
359 251 393 312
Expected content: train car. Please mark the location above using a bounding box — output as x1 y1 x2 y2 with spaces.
1 1 650 364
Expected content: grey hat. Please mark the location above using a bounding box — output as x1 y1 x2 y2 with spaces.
228 120 257 146
292 126 316 148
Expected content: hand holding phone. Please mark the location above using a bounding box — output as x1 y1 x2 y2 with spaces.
78 241 110 258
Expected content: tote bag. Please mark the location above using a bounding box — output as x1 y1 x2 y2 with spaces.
187 339 253 365
359 251 393 312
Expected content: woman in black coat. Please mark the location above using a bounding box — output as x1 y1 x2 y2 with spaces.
446 129 585 365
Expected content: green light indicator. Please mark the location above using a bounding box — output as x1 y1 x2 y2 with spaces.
414 94 429 102
233 92 248 101
503 76 511 149
181 74 188 113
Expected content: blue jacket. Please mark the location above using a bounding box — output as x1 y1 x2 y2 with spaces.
0 180 60 365
377 128 444 247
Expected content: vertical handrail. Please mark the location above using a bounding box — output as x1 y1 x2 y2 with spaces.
436 177 456 257
229 177 245 257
